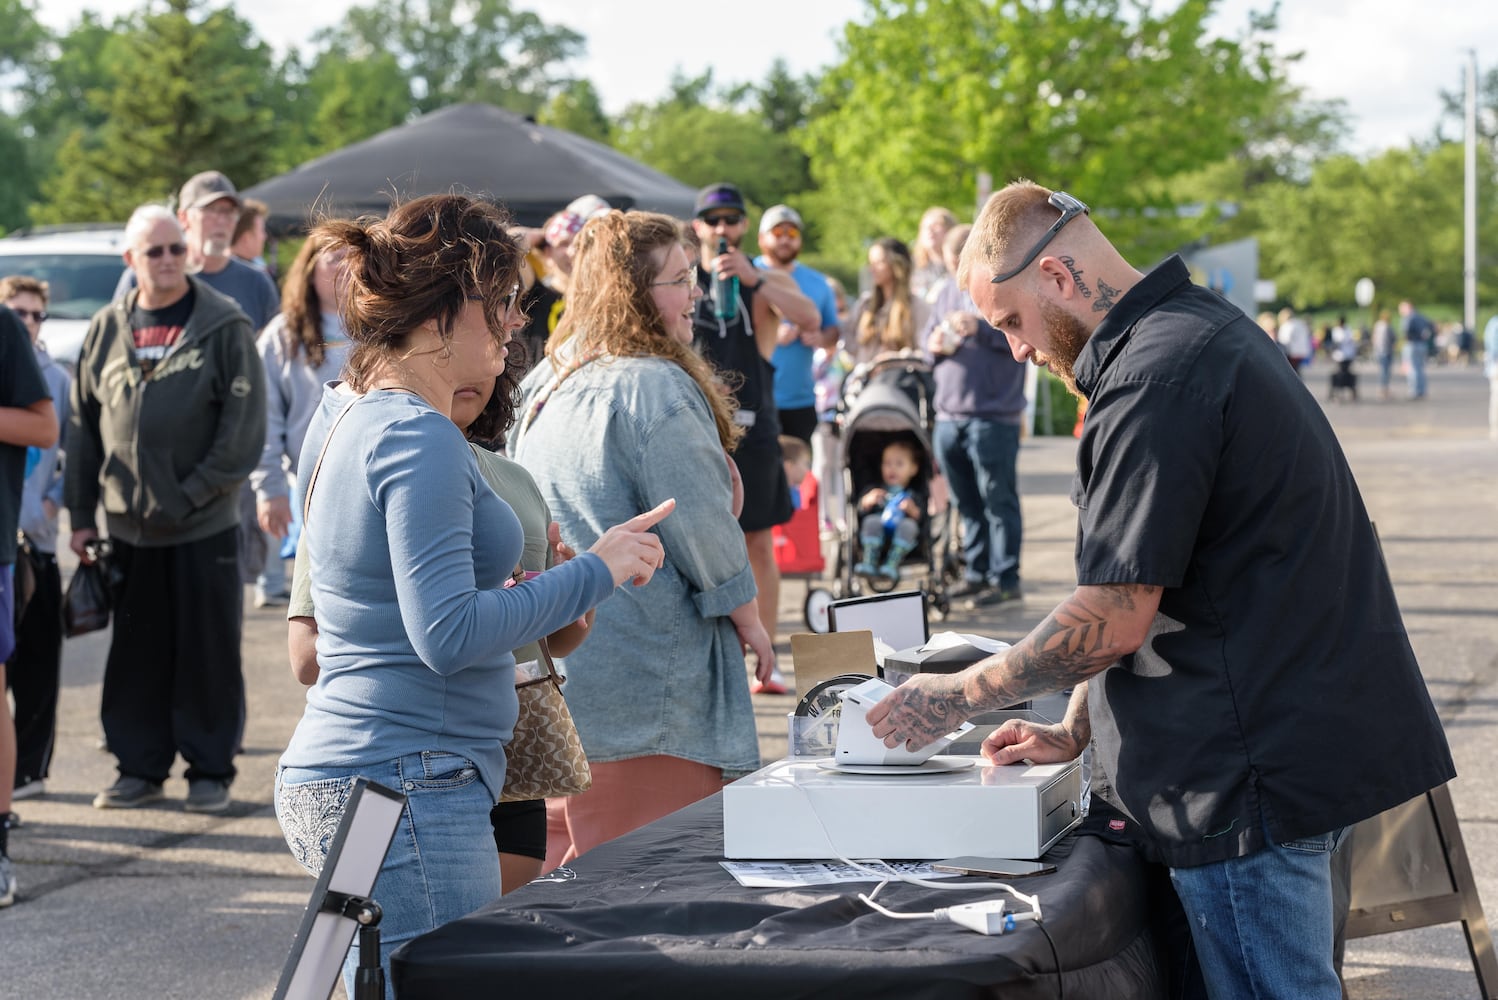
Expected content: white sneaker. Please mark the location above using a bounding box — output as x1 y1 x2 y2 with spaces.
12 778 45 801
0 854 16 908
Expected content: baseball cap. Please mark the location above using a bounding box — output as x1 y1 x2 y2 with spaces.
759 205 803 235
543 210 584 247
566 194 612 221
694 183 746 218
179 170 241 213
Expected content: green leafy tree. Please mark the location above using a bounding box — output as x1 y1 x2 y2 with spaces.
33 0 280 224
259 46 411 174
756 58 818 135
538 78 612 143
318 0 584 116
801 0 1285 265
614 102 809 213
0 0 50 230
1254 143 1498 311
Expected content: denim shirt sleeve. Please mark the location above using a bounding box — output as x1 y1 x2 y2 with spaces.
635 388 756 619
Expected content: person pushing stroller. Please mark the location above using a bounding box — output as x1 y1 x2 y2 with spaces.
853 439 926 582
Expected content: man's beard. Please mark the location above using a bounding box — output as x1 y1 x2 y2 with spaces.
766 245 798 266
200 237 231 258
1034 299 1092 401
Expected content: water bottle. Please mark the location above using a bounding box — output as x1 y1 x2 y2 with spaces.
712 237 738 320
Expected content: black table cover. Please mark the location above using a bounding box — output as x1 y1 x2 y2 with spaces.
392 793 1164 999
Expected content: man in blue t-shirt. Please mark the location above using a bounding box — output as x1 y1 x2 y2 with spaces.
753 205 841 445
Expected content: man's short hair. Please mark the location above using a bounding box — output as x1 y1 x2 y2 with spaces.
694 183 746 218
179 170 241 213
233 198 268 243
126 203 183 247
959 179 1055 289
0 274 49 305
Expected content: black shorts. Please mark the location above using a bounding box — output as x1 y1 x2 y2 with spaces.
490 798 547 859
778 406 818 445
733 438 794 533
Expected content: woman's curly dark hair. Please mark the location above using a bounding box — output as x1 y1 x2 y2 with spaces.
311 193 522 393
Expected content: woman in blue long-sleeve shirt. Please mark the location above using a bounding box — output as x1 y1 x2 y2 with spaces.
274 195 673 995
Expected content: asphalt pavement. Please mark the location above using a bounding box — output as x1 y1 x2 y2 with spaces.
4 359 1496 998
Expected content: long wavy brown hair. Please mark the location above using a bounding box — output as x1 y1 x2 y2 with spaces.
279 229 340 368
312 194 521 393
551 210 741 450
858 237 916 353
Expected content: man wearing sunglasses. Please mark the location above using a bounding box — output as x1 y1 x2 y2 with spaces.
68 203 266 817
690 183 820 697
115 172 279 334
867 180 1454 999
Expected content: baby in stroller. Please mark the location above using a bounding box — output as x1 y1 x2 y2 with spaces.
853 439 927 582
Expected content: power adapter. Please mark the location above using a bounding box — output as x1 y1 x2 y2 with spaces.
936 899 1036 935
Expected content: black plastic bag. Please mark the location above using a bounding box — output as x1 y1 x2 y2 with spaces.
63 540 115 637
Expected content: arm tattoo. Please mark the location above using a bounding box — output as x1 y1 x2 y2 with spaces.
963 585 1158 712
1062 686 1091 750
1058 255 1092 302
1093 277 1119 313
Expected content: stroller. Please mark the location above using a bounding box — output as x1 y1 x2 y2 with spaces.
827 352 957 620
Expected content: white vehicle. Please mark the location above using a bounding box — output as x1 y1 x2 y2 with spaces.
0 226 127 366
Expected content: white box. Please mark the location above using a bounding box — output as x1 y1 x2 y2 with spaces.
722 756 1083 860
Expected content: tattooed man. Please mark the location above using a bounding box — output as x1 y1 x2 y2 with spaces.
867 180 1454 1000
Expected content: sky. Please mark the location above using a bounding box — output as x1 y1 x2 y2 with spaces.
31 0 1497 156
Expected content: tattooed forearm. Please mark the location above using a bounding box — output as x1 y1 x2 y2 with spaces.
1061 685 1091 749
1093 277 1119 313
1058 255 1092 302
962 585 1158 712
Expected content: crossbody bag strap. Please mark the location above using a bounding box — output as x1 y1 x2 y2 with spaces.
301 395 361 526
517 635 566 690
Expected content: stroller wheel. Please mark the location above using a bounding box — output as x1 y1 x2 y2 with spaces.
866 573 898 595
804 588 834 633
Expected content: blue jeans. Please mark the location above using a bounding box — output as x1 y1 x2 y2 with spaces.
275 752 502 1000
1404 342 1428 398
934 418 1021 588
1168 824 1347 999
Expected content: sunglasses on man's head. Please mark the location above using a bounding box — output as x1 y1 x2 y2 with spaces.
10 307 47 323
142 243 188 259
701 213 744 228
989 192 1090 284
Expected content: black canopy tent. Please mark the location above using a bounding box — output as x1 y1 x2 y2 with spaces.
243 102 697 235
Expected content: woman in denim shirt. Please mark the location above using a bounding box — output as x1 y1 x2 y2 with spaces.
512 211 775 869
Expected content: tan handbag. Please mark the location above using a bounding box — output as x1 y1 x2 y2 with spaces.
500 637 593 802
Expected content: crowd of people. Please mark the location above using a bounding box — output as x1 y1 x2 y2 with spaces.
0 168 1474 1000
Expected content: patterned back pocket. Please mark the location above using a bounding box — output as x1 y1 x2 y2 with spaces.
275 774 357 877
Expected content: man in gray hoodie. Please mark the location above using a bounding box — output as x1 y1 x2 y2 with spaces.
67 204 265 815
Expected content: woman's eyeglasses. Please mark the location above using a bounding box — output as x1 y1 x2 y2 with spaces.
468 283 523 318
651 265 698 288
9 307 47 323
988 192 1090 285
142 243 188 259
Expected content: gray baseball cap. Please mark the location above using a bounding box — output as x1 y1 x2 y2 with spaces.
178 170 241 213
